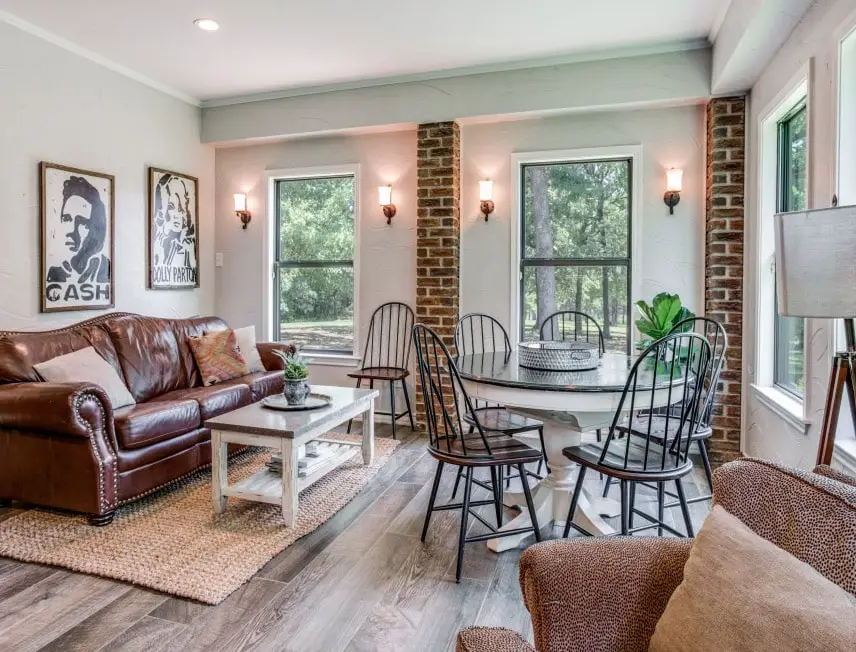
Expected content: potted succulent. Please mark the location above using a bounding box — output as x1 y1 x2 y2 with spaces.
273 349 311 406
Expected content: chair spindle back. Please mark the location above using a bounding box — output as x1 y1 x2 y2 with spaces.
413 324 493 460
539 310 606 353
361 302 414 370
601 332 712 473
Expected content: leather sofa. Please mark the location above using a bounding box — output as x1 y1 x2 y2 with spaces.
0 312 294 525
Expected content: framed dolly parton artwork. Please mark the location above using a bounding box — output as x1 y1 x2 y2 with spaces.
148 166 200 290
40 162 115 313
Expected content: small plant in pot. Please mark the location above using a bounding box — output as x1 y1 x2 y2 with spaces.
273 349 310 406
635 293 695 372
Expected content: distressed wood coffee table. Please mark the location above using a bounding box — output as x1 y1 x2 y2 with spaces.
205 385 379 526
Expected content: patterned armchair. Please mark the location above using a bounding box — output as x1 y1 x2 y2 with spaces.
456 459 856 652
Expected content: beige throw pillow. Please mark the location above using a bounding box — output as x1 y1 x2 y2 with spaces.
233 325 265 373
649 505 856 652
34 346 136 409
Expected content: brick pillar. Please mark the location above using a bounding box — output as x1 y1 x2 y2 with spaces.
415 121 461 427
705 96 746 464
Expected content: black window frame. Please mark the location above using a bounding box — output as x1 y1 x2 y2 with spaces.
518 157 633 354
773 100 807 397
273 175 356 355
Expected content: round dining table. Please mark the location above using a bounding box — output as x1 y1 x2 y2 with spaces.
457 350 678 552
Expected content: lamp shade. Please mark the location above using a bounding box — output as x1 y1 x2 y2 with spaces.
665 168 683 192
234 193 247 212
775 205 856 317
479 179 493 202
378 185 393 206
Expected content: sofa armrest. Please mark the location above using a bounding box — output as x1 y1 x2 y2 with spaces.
520 537 692 652
257 342 297 371
0 382 114 439
456 627 536 652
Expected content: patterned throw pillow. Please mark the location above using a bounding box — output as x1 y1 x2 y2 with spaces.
188 329 249 386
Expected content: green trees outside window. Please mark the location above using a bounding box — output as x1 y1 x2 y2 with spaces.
275 176 355 352
521 159 632 353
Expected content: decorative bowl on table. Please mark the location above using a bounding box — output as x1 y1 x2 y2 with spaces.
518 340 601 372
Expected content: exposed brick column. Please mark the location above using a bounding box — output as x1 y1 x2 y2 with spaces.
705 97 746 464
415 121 461 427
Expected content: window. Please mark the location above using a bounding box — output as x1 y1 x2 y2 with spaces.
274 175 355 353
774 102 807 396
519 159 632 353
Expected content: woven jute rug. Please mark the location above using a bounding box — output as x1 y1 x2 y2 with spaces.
0 436 399 604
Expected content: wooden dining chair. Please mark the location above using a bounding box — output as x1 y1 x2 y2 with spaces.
540 310 606 443
346 302 415 440
539 310 606 353
562 331 713 538
413 323 542 582
452 314 547 496
602 316 728 505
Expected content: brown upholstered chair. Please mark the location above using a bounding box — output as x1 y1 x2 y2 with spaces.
456 458 856 652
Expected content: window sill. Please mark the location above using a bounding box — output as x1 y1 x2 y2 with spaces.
833 439 856 478
750 384 811 435
302 352 361 368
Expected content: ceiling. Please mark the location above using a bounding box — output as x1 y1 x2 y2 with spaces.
0 0 730 105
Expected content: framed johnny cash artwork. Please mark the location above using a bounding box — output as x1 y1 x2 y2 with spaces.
147 167 200 289
40 162 115 313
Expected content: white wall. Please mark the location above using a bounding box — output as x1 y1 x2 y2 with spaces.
0 22 215 331
214 129 417 386
460 105 706 332
743 0 856 468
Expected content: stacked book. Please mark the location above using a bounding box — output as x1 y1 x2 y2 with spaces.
266 442 326 478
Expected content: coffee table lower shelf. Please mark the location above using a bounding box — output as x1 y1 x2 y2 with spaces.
222 440 361 505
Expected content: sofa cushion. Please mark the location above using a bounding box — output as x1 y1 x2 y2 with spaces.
188 329 249 386
34 346 136 409
0 321 122 384
713 457 856 596
170 316 229 388
239 370 283 401
114 400 201 450
649 506 856 652
103 314 188 403
153 383 252 421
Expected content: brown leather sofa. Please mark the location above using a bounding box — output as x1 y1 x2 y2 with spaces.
455 459 856 652
0 312 293 525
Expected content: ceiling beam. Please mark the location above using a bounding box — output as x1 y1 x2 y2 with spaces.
712 0 816 95
202 49 711 144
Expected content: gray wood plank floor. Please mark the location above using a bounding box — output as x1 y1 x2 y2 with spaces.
0 425 711 652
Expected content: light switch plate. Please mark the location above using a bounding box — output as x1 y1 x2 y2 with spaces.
215 252 224 267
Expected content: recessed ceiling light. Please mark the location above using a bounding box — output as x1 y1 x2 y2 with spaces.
193 18 219 32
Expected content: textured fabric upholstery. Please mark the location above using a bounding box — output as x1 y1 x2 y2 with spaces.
456 627 536 652
713 457 856 595
521 537 691 652
814 463 856 487
457 458 856 652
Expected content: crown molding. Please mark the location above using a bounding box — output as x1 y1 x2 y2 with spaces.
200 38 710 108
0 10 200 107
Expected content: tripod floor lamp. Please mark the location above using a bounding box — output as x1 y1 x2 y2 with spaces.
775 205 856 466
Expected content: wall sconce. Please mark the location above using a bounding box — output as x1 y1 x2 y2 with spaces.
378 185 396 224
479 179 495 221
664 168 683 215
234 193 251 229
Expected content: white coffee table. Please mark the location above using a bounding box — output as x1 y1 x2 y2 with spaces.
205 385 379 526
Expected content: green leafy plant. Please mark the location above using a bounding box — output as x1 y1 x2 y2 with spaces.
635 293 695 349
273 349 309 380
